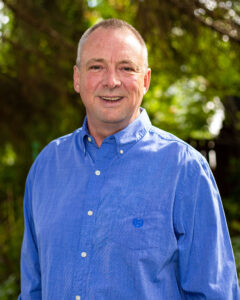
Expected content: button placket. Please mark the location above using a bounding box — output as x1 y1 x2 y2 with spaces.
74 142 111 298
73 169 103 298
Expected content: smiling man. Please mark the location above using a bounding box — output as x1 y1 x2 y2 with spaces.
73 22 151 146
19 19 240 300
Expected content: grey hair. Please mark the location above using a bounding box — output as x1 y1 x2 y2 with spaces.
76 18 148 71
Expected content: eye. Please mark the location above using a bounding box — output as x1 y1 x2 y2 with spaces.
123 66 134 71
89 65 102 70
121 66 135 72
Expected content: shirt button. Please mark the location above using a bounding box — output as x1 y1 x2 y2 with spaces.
81 252 87 258
88 137 92 142
88 210 93 216
95 170 101 176
76 296 81 300
120 149 124 154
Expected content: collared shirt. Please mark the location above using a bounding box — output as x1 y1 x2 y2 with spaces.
19 109 240 300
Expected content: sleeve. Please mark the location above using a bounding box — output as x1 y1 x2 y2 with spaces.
18 168 42 299
173 149 240 299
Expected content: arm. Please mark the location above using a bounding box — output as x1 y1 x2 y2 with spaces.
18 172 42 299
174 151 240 299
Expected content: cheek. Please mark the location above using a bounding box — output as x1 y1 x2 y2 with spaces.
80 74 100 92
87 74 102 90
128 78 145 96
123 76 140 91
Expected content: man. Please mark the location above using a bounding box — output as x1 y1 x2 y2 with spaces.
19 18 240 299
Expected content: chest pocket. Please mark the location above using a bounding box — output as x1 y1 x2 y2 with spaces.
110 197 175 251
112 213 164 250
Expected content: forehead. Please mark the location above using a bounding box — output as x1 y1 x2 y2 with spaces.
81 27 144 64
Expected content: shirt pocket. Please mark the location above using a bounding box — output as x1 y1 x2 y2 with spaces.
111 209 172 251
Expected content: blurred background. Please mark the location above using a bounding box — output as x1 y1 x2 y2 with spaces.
0 0 240 297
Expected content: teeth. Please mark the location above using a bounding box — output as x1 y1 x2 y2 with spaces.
101 96 122 101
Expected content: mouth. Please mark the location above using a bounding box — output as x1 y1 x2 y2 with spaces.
99 96 124 102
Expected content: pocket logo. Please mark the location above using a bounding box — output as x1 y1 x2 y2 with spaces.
132 218 144 228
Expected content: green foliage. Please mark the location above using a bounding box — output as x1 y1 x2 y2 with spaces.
0 275 18 300
143 75 214 139
0 0 240 297
223 157 240 236
0 145 24 299
232 237 240 281
225 197 240 235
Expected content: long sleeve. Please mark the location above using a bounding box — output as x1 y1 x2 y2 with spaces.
18 171 42 300
174 151 240 299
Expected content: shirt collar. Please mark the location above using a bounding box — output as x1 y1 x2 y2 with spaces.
77 117 90 155
114 108 151 145
78 108 152 155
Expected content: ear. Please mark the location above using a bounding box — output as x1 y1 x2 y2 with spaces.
73 65 80 93
143 68 151 95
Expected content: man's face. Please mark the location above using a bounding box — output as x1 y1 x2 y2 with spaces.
74 27 151 134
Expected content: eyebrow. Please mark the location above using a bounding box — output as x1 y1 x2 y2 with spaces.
85 58 141 71
119 60 135 65
86 58 105 67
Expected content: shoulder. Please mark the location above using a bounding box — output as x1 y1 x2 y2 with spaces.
45 127 84 155
147 125 208 169
27 127 84 181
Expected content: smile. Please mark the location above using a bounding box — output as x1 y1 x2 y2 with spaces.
99 96 124 102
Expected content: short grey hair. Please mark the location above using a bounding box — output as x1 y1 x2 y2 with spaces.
76 18 148 70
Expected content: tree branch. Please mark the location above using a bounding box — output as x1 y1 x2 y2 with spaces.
2 0 75 51
168 0 240 44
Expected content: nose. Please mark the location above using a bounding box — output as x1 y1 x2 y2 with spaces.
102 68 121 89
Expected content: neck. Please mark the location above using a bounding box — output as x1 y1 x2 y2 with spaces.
87 122 125 148
86 109 141 147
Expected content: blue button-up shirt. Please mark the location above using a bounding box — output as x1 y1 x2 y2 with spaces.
19 109 240 299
